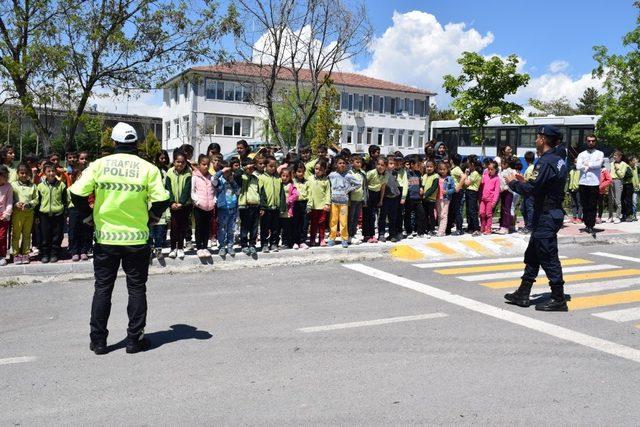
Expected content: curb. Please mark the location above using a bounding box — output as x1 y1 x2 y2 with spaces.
558 232 640 246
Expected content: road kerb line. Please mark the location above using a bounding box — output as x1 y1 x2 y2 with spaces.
344 263 640 365
298 313 449 333
0 356 37 366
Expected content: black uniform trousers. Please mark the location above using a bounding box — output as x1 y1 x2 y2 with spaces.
404 199 426 235
90 243 151 343
260 209 280 247
239 206 260 248
39 213 65 257
446 191 464 234
579 185 599 229
521 212 565 287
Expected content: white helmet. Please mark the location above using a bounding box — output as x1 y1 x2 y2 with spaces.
111 122 138 144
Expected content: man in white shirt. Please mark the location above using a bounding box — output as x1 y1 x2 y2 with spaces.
576 134 603 233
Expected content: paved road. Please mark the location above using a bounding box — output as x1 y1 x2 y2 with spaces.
2 242 640 424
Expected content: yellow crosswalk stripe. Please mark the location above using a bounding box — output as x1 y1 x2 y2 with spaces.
390 245 424 261
490 238 513 248
434 258 591 275
481 269 640 289
459 240 496 256
425 242 459 256
569 290 640 310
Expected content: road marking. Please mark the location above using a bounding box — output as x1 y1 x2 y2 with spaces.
593 306 640 322
591 252 640 263
298 313 449 333
464 264 620 283
414 257 526 269
426 242 459 256
481 269 640 289
459 239 497 256
563 278 640 295
569 290 640 310
490 237 514 248
435 258 591 275
344 264 640 364
390 245 425 261
0 356 37 366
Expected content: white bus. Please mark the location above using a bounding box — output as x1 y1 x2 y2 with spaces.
430 115 601 159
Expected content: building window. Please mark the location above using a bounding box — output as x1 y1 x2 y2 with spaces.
379 97 385 114
182 115 190 139
183 82 190 101
204 79 253 103
398 130 404 147
366 95 373 112
172 86 178 103
366 127 372 145
419 131 425 146
377 129 384 146
205 115 253 138
346 126 353 144
406 99 414 115
397 98 405 114
165 121 171 139
356 94 364 112
348 94 353 111
390 97 396 114
341 92 349 110
173 118 179 137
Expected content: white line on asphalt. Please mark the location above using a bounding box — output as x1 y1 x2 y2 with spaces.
344 264 640 365
593 306 640 322
563 278 640 295
457 264 621 282
298 313 449 333
413 257 527 269
591 252 640 263
0 356 37 366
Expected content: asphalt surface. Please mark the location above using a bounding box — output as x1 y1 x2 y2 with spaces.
2 242 640 425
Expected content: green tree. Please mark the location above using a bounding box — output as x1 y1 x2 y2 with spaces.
263 88 317 148
138 131 161 159
593 2 640 154
528 97 577 116
100 127 114 150
429 104 457 121
310 84 340 155
443 52 530 152
576 87 600 115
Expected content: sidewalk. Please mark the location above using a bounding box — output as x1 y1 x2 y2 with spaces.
2 218 638 284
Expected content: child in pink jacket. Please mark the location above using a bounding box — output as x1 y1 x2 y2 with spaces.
479 161 500 234
279 168 299 249
0 165 13 266
191 155 216 258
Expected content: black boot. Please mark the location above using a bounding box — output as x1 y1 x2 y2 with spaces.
126 336 150 354
90 341 108 355
535 285 568 312
504 280 533 307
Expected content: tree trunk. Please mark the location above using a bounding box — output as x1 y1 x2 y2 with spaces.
64 87 93 152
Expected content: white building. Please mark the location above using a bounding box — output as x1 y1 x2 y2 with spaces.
161 62 435 156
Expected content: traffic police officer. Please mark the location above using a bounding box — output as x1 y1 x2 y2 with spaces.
70 122 170 354
504 125 569 311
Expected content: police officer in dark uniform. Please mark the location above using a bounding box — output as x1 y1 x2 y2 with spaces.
504 125 569 311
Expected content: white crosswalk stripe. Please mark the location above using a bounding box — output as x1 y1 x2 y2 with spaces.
413 256 567 269
593 306 640 322
591 252 640 263
564 278 640 295
457 264 621 282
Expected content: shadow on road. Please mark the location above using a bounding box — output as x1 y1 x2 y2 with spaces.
107 324 213 352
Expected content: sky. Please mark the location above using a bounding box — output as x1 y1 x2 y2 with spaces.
96 0 638 116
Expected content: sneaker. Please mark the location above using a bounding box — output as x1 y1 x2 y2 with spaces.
319 240 327 247
80 253 89 261
40 256 50 264
72 254 80 262
299 243 309 250
417 234 425 238
407 234 414 239
249 246 257 255
261 246 270 254
613 217 621 224
378 235 386 243
177 249 185 259
90 341 108 355
126 336 150 354
242 247 251 255
271 245 279 252
496 228 508 235
390 236 398 243
32 247 39 256
293 244 299 250
368 237 378 244
219 247 227 257
327 240 335 247
341 241 349 248
596 217 602 224
50 255 58 263
227 246 235 256
351 238 361 245
168 250 177 259
472 231 481 237
22 256 30 265
13 255 22 265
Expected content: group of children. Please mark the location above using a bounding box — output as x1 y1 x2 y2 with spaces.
1 140 638 266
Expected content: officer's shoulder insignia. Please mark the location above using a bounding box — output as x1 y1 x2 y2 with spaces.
557 159 566 171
